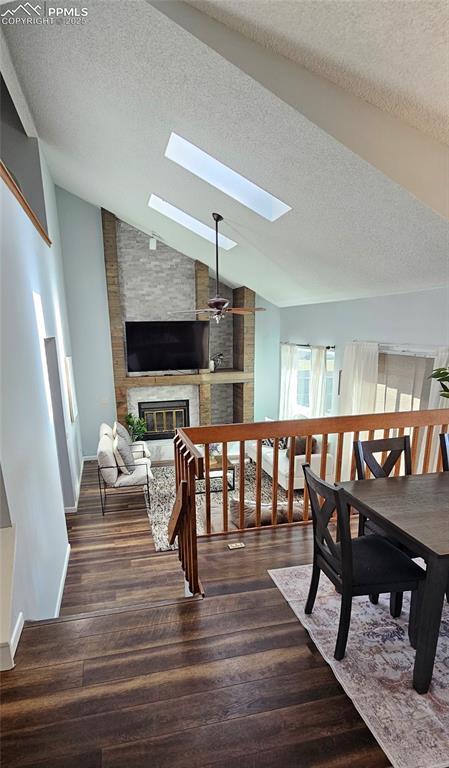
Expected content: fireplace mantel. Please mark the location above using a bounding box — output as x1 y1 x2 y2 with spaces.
122 369 253 388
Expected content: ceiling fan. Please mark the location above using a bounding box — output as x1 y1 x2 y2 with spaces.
172 212 266 324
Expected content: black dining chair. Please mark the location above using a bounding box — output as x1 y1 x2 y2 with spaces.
354 435 414 617
302 464 425 661
440 432 449 472
440 433 449 603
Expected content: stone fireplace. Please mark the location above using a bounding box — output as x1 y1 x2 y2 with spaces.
138 399 189 440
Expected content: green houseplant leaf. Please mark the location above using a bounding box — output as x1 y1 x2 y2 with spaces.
125 413 147 442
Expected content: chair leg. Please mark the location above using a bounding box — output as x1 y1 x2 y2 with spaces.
409 582 424 649
369 593 379 605
334 591 352 661
390 591 403 618
305 563 320 614
358 513 366 537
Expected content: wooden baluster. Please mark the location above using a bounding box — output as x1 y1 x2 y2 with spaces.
204 444 211 535
188 457 199 594
394 427 405 475
320 434 329 479
411 426 420 473
302 435 313 522
239 440 245 530
350 431 359 480
271 438 279 525
422 425 434 474
287 436 295 523
437 423 448 472
222 442 229 532
335 433 344 482
255 440 262 527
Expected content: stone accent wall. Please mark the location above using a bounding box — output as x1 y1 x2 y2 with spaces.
102 211 255 429
117 221 195 321
211 384 234 424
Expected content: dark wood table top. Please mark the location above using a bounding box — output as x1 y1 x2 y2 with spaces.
341 472 449 558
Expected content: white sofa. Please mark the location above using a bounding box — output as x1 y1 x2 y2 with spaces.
246 440 334 491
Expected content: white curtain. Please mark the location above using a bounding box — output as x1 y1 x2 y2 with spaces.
339 342 379 415
279 343 298 419
309 346 327 417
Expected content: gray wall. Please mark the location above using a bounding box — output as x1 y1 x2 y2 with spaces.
254 296 281 420
281 286 449 414
56 187 116 457
0 75 47 232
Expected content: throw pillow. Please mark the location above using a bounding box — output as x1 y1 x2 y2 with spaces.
97 435 118 486
286 436 318 458
113 435 136 475
113 421 132 446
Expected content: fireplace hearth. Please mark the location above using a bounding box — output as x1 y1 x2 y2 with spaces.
138 400 189 440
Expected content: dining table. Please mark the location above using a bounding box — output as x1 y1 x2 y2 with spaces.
340 471 449 694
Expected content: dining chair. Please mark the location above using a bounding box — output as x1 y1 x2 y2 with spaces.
354 435 414 617
440 432 449 472
302 464 426 661
440 433 449 603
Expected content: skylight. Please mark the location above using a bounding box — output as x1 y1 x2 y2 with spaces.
148 194 237 250
164 132 291 222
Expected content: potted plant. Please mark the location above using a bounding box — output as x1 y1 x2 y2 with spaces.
430 367 449 399
125 413 147 441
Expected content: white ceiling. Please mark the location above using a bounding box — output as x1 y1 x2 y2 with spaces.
2 0 448 307
189 0 449 145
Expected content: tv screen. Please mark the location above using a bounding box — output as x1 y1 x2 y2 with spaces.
125 321 210 373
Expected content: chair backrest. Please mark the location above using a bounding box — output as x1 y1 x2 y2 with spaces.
302 464 352 584
440 432 449 472
354 435 412 480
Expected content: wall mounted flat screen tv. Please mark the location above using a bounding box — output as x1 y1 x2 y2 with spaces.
125 321 210 373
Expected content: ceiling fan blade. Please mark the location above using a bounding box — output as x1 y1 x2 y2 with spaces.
225 307 266 314
169 308 215 315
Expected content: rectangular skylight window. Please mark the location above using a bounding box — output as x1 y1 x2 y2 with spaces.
148 194 237 250
165 132 291 221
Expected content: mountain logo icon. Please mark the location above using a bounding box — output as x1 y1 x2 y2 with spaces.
1 3 42 16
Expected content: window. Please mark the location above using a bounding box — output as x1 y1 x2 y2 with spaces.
375 353 433 413
295 346 335 417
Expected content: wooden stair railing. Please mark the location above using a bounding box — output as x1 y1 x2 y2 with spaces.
172 408 448 544
169 433 204 596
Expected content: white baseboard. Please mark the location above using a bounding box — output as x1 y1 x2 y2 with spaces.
10 610 24 656
83 454 97 461
54 543 71 617
0 611 24 671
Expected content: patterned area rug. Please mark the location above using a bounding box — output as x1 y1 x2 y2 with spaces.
145 463 303 551
269 564 449 768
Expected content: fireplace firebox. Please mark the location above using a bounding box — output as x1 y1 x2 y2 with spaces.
138 400 189 440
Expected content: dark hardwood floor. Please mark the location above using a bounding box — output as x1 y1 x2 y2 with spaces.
0 461 389 768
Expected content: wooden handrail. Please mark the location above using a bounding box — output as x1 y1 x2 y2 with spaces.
1 161 51 247
182 408 448 444
172 408 448 590
168 480 187 545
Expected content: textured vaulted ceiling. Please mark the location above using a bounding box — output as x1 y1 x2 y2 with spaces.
188 0 449 145
2 0 448 307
